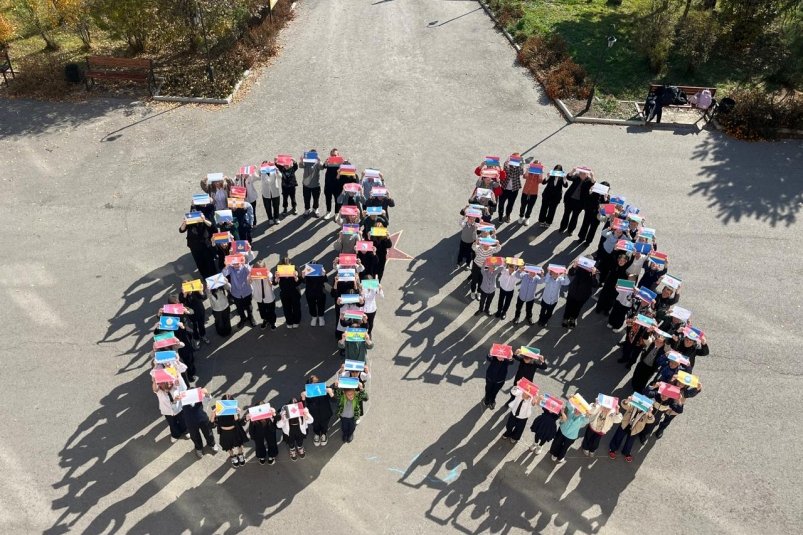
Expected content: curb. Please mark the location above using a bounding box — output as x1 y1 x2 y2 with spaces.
476 0 521 53
152 69 251 105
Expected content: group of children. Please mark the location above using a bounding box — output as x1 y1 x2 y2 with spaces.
151 149 393 467
463 154 708 463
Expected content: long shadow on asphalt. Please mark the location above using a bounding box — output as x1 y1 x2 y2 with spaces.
391 207 658 532
51 214 358 534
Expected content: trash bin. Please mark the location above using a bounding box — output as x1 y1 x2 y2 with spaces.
65 63 83 84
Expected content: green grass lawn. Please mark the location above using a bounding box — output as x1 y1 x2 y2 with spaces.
503 0 746 99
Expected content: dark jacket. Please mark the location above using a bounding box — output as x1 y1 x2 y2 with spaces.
303 274 326 297
485 355 513 383
541 174 566 203
563 174 592 204
512 355 547 382
567 266 596 302
278 162 299 188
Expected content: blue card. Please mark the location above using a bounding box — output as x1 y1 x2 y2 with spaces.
305 382 327 398
338 376 360 390
344 359 365 372
366 206 383 215
158 316 180 331
340 294 361 304
303 263 325 277
154 350 178 364
634 242 652 254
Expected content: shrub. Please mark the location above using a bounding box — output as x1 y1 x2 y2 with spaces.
675 10 718 74
488 0 524 28
0 14 16 44
517 33 569 73
718 89 803 140
543 58 591 100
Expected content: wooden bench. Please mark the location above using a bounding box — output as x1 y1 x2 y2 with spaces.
85 56 156 95
0 46 14 86
647 84 717 109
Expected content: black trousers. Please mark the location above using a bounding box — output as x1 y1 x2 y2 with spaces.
253 429 278 460
519 193 538 218
562 296 586 321
366 311 376 335
286 426 305 450
233 295 254 324
470 263 483 293
324 188 339 212
303 186 321 211
581 427 604 452
503 415 528 441
250 201 257 226
609 425 636 456
578 210 600 243
377 257 388 282
212 308 231 336
538 300 557 324
498 189 519 218
484 379 505 405
262 196 280 221
496 289 514 314
256 301 276 326
549 429 577 460
559 199 583 233
282 186 297 211
165 413 187 438
187 420 215 451
281 293 302 325
478 289 495 312
306 292 326 317
538 199 560 224
189 245 218 279
514 297 535 320
341 416 356 440
312 415 331 436
457 240 473 266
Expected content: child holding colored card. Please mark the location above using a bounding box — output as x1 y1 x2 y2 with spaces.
360 275 383 335
581 399 623 456
208 282 232 337
260 161 282 225
276 155 299 217
277 399 314 461
179 210 218 279
512 266 543 324
302 262 327 327
250 260 278 330
529 404 561 454
502 386 539 444
245 400 279 465
301 375 335 447
497 153 523 224
608 396 655 462
334 382 367 443
210 394 248 467
578 180 610 245
457 210 480 268
518 160 542 225
276 255 302 328
482 348 514 410
595 253 633 315
470 238 501 299
300 149 322 217
639 384 684 443
494 260 520 320
562 260 597 328
550 403 590 463
537 165 568 227
537 266 571 327
152 374 188 443
476 264 502 316
322 148 343 218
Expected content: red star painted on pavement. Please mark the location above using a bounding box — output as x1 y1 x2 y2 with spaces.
387 230 413 260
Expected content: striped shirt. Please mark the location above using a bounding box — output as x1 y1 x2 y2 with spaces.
471 242 501 268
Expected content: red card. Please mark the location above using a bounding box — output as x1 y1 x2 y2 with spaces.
343 183 361 193
340 205 359 217
327 156 344 165
153 337 180 350
225 254 245 266
276 154 294 167
484 256 504 267
338 254 358 266
490 343 513 360
230 186 246 199
251 267 269 280
516 378 539 398
658 382 681 400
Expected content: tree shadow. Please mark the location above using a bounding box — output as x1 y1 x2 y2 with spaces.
688 135 803 227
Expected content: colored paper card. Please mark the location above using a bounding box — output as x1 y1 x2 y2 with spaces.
276 154 294 166
640 227 656 239
610 195 626 206
338 254 358 266
230 185 247 199
162 304 186 315
232 240 251 254
627 213 643 223
370 227 388 237
343 183 361 193
519 346 541 358
153 336 179 349
683 326 704 342
578 256 596 271
475 188 493 199
363 168 381 178
154 332 174 342
340 205 359 217
277 265 296 278
599 204 616 216
327 156 344 165
184 211 203 224
182 279 203 293
528 164 544 174
670 306 692 322
649 252 668 266
625 204 641 215
516 378 539 397
341 224 360 235
206 273 227 290
338 376 360 389
476 223 495 233
193 194 212 206
345 330 366 342
507 157 522 167
596 394 619 410
158 315 180 331
207 172 224 183
339 165 358 175
370 186 388 197
346 327 368 334
489 343 513 360
152 368 178 383
154 350 178 364
212 231 232 245
568 393 591 414
214 210 233 224
634 242 652 255
238 165 256 176
340 294 361 304
249 404 275 421
484 155 500 166
505 257 525 267
338 269 356 281
634 314 656 328
616 240 636 253
251 267 269 280
613 219 630 231
285 402 304 419
661 274 682 290
667 351 691 367
524 264 544 275
676 371 700 389
465 209 483 219
591 183 609 195
302 263 325 277
547 264 567 274
227 198 246 209
658 382 682 400
180 388 203 406
366 206 383 216
361 279 380 290
630 392 654 413
303 151 319 163
343 310 365 321
356 240 375 253
305 383 327 398
637 287 657 304
540 394 564 414
484 256 504 267
654 329 672 339
344 359 366 372
224 254 246 266
549 170 565 177
259 164 276 174
215 399 238 416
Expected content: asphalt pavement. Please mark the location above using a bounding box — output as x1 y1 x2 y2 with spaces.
0 0 801 534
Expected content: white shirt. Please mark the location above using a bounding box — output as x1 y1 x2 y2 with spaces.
360 287 383 313
541 275 570 305
251 278 276 303
260 171 281 198
627 254 647 279
277 408 314 435
498 269 519 292
507 387 536 419
237 174 259 203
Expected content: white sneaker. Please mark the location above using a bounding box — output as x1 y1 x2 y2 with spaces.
524 219 530 226
304 209 311 215
171 436 178 444
518 217 525 224
211 444 220 453
311 317 317 326
314 209 320 217
551 455 557 461
355 418 361 425
318 317 325 327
